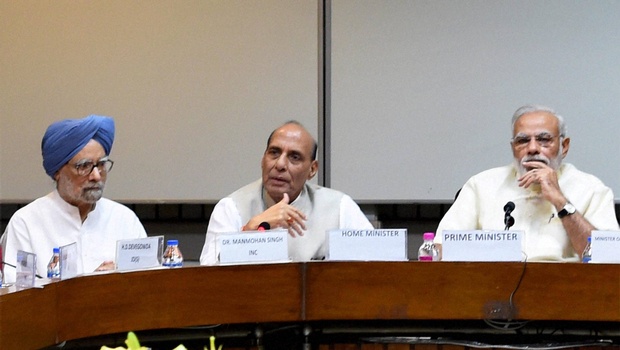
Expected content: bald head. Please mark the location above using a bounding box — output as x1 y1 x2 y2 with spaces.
261 121 319 202
267 121 317 161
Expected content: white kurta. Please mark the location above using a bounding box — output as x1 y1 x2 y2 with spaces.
200 179 374 265
435 163 619 261
1 190 147 283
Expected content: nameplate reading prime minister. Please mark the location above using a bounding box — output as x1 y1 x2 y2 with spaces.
442 230 523 261
216 229 289 265
327 229 408 261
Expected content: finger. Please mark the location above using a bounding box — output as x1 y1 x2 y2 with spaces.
518 174 535 188
286 206 306 220
286 220 301 237
296 216 307 230
518 168 535 181
287 211 307 231
96 261 114 271
522 160 541 167
296 209 307 221
294 225 304 236
280 193 290 204
287 226 297 237
290 222 304 237
524 169 541 180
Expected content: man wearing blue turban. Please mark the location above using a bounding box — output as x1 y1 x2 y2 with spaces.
1 115 147 283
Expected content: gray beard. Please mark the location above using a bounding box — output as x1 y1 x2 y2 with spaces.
56 175 105 205
514 146 563 177
82 188 104 203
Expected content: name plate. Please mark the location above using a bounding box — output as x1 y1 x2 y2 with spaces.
216 229 289 264
116 236 164 271
60 242 78 280
591 230 620 263
327 229 408 261
16 250 37 290
442 230 523 261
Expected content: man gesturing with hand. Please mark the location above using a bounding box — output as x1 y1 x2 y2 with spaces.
200 121 373 265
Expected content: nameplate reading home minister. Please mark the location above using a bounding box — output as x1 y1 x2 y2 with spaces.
327 229 408 261
216 229 289 265
441 230 523 261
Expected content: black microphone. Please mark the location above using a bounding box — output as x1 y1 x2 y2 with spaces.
257 222 270 231
503 201 515 215
504 201 515 230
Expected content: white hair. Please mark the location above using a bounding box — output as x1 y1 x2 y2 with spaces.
511 104 567 137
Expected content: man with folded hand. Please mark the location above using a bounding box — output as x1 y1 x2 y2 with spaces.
200 121 373 265
1 115 146 283
435 105 619 261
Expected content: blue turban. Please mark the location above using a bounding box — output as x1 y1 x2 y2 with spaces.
41 115 115 178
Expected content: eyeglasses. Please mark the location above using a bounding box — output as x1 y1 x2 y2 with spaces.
69 159 114 176
511 133 560 149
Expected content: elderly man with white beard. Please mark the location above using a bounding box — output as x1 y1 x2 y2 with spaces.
1 115 146 283
434 105 619 261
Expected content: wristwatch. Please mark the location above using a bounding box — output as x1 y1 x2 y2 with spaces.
558 202 576 218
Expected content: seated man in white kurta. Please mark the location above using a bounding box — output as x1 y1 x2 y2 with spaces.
200 121 373 265
1 115 147 283
435 105 619 261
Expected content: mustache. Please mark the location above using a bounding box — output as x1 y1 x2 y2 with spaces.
84 182 105 191
521 155 550 165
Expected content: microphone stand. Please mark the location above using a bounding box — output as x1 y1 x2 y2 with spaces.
504 214 515 231
1 261 44 279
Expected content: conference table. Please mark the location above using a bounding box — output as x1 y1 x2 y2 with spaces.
1 262 618 350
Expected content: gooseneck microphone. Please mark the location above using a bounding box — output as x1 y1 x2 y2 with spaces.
504 201 515 230
1 261 44 279
257 222 271 231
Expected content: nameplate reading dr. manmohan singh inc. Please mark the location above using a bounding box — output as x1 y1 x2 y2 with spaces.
216 229 289 265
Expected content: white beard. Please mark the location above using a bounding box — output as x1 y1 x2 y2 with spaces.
514 145 563 177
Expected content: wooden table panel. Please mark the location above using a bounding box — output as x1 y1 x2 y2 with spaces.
1 261 617 350
0 284 57 349
304 262 620 321
56 264 303 341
